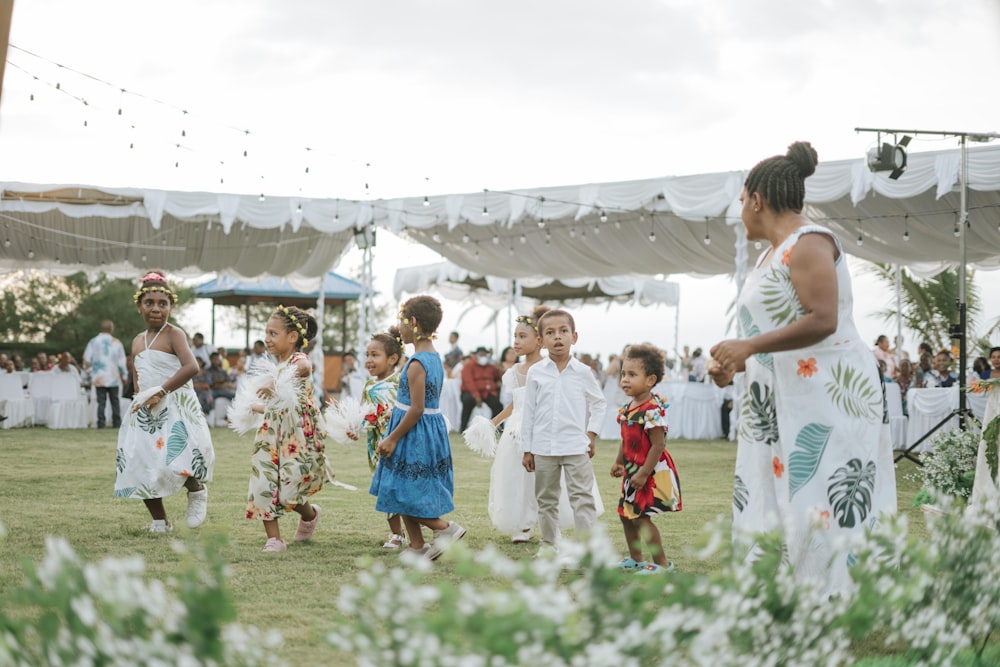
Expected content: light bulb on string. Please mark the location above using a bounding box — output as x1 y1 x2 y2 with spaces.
857 233 864 246
569 227 576 238
599 210 608 223
545 230 551 244
649 231 656 242
703 218 711 245
953 222 961 237
423 195 429 207
508 245 515 256
593 225 600 235
519 234 527 244
903 215 910 241
259 193 265 202
482 188 489 217
537 218 545 229
432 232 441 243
27 250 35 259
482 205 489 217
462 233 470 243
492 234 500 245
296 203 302 213
141 254 147 263
615 218 621 230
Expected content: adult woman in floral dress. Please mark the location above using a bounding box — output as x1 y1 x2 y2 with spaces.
709 142 896 596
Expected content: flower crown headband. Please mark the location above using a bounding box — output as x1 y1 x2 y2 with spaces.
515 315 539 333
277 304 308 339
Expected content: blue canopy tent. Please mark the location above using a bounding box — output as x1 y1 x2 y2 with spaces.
194 271 363 351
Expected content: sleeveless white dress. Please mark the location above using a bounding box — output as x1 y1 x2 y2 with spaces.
489 366 604 536
733 224 896 595
115 350 215 499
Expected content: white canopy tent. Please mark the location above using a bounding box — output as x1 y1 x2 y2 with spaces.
375 144 1000 282
1 143 998 289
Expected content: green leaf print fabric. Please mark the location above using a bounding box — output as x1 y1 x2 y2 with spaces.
115 349 215 500
731 225 896 597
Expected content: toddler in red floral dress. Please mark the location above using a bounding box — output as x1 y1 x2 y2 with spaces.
610 343 682 574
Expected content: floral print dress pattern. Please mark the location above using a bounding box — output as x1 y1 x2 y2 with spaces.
115 350 215 499
617 394 682 519
246 352 328 519
733 224 896 595
361 371 401 471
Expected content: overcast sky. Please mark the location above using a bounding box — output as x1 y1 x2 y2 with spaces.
2 0 999 361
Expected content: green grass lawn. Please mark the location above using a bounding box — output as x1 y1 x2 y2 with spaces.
0 427 933 665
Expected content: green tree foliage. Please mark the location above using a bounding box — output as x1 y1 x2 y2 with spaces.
0 271 192 357
866 262 980 351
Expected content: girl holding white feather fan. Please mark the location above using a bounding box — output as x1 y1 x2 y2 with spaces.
115 271 214 533
232 305 328 553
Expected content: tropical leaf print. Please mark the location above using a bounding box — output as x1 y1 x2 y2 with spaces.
733 474 749 513
738 306 774 370
827 458 876 528
760 269 805 327
787 423 833 499
745 381 779 445
136 405 167 434
190 448 208 480
175 391 202 422
983 415 1000 482
114 487 137 498
165 421 189 465
115 448 126 474
825 361 880 420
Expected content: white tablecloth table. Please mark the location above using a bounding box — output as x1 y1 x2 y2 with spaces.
900 387 989 458
655 381 724 440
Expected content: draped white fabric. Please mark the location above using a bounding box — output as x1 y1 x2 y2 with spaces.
904 388 989 453
884 382 907 450
44 374 89 429
970 389 1000 507
3 144 998 281
393 261 680 310
655 380 725 440
0 373 34 429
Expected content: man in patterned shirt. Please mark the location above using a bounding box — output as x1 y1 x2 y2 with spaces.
83 320 128 428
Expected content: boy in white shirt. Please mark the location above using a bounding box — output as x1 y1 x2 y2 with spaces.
521 309 607 550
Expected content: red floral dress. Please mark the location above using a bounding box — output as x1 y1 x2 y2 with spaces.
617 394 682 519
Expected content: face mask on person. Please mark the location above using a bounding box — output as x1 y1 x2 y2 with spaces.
477 355 489 366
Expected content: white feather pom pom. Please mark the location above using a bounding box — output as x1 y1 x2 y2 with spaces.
463 416 499 457
271 364 303 414
325 396 366 445
227 385 264 436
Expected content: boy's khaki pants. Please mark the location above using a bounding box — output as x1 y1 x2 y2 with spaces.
533 453 596 547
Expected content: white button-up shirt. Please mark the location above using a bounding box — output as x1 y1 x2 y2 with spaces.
521 356 606 456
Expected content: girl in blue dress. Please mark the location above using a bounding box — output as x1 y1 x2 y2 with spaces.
369 295 466 559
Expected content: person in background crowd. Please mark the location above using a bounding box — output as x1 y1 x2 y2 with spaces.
894 358 915 416
459 346 503 431
205 351 237 405
872 334 897 378
190 332 214 369
923 349 957 388
11 355 24 372
250 339 269 366
216 346 231 372
688 347 707 382
30 357 41 373
989 346 1000 379
53 352 81 382
83 319 129 429
444 330 464 378
971 356 990 382
499 346 518 372
340 350 367 403
914 352 933 387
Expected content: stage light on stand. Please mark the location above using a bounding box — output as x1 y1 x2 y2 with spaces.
866 135 911 180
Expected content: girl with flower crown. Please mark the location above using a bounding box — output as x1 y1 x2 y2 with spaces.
115 271 215 533
243 305 328 553
611 343 682 574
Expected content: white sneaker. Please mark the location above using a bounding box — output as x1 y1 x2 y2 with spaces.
149 519 173 534
512 528 533 543
185 488 208 528
426 521 467 560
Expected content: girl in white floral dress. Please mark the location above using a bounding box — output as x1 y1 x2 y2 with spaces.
115 271 214 533
710 142 896 596
245 306 328 553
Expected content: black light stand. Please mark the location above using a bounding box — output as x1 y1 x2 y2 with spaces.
855 127 999 465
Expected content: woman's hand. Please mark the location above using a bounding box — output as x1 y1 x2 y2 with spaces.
256 386 274 400
707 360 735 388
132 394 162 413
710 340 753 375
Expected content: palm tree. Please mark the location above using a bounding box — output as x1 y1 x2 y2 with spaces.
866 263 980 352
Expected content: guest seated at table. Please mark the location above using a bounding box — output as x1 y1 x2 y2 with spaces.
11 355 24 372
460 346 503 431
205 352 236 403
444 330 464 378
893 358 916 416
923 350 957 388
971 355 991 382
3 359 14 374
52 352 81 382
876 359 891 383
192 358 214 414
990 347 1000 379
914 352 933 388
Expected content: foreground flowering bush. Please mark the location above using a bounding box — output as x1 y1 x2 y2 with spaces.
0 527 282 667
330 503 1000 667
910 428 981 507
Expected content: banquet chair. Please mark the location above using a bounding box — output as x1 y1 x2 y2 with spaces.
28 372 55 426
208 397 231 427
883 382 907 451
45 374 90 429
0 373 35 429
